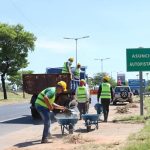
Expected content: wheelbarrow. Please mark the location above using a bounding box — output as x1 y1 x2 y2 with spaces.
82 114 99 132
55 108 78 135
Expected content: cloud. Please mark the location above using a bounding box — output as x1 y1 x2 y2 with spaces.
35 39 74 54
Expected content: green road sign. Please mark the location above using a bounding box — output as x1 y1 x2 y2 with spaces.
126 48 150 71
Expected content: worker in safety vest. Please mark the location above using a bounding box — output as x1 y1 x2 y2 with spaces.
72 63 81 90
76 79 89 119
73 63 81 80
35 81 67 143
62 57 74 79
97 76 113 122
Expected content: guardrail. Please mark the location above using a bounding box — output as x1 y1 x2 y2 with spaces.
143 92 150 96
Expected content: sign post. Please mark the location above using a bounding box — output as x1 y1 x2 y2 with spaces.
139 71 144 115
126 48 150 115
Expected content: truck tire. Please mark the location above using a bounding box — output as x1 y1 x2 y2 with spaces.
30 106 41 119
30 95 41 119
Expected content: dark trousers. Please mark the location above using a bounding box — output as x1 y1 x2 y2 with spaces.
78 102 88 119
35 105 51 139
101 99 110 121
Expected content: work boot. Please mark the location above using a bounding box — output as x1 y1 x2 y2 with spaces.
41 137 53 144
48 133 52 139
104 119 107 122
41 137 49 143
104 116 107 122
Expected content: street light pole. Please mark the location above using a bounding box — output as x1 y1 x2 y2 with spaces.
94 58 110 73
146 72 149 81
64 36 90 66
75 39 77 66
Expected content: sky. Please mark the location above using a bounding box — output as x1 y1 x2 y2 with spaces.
1 0 150 81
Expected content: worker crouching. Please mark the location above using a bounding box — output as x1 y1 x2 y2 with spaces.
35 81 67 143
75 79 89 120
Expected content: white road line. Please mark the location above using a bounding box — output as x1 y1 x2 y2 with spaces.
0 116 24 123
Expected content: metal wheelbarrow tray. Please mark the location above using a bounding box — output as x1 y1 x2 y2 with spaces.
55 114 78 135
82 114 99 132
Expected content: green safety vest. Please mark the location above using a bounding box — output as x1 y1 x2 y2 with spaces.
76 86 87 103
100 83 111 99
74 68 80 78
35 87 55 108
62 62 69 73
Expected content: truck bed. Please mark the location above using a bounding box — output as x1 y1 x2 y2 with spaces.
23 74 71 95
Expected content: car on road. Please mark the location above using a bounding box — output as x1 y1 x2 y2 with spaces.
112 86 133 105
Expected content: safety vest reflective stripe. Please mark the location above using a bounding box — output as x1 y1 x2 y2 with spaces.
77 86 87 103
35 88 55 108
100 83 111 99
62 62 68 73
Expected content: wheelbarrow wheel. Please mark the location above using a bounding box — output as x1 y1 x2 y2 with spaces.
87 125 91 132
96 122 99 129
61 125 65 135
69 123 73 134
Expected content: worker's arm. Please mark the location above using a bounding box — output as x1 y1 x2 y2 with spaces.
97 84 102 103
52 103 65 110
110 86 114 100
43 96 54 110
85 87 90 102
75 87 78 100
66 62 72 79
66 62 71 73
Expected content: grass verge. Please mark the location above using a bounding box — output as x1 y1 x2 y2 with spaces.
0 91 31 105
121 97 150 150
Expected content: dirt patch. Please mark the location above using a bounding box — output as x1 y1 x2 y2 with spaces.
64 133 93 144
3 100 144 150
116 106 129 113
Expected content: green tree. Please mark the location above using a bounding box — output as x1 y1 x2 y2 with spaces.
0 23 36 99
8 70 34 90
92 72 106 86
91 72 117 88
109 77 117 88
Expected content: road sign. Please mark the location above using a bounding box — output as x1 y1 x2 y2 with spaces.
126 48 150 71
128 79 145 87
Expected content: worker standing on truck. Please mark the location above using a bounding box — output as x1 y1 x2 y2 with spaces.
62 57 74 79
97 76 113 122
72 63 81 90
76 79 89 119
35 81 67 143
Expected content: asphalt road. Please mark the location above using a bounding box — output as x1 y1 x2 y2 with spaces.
0 95 97 136
0 102 41 136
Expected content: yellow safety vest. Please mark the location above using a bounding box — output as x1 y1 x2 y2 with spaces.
35 87 55 108
100 83 111 99
76 86 87 103
62 62 69 73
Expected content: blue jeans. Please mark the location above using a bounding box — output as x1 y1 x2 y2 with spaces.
35 105 51 139
71 79 79 92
